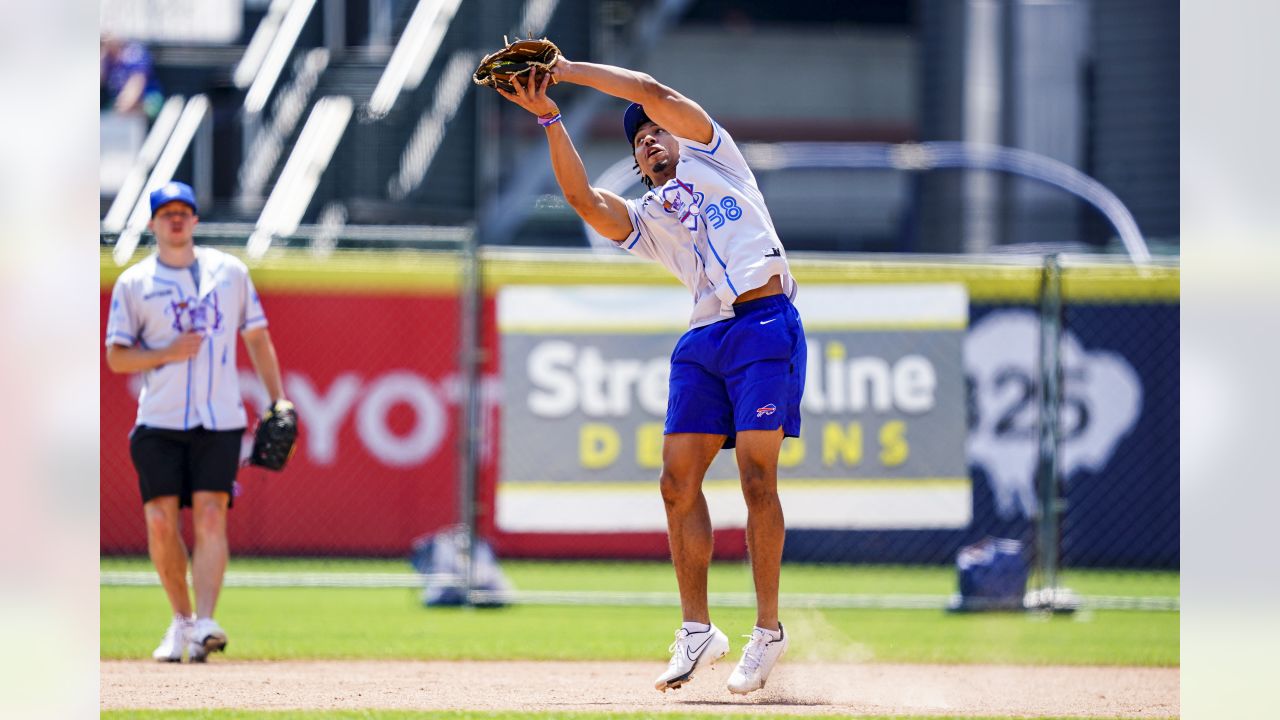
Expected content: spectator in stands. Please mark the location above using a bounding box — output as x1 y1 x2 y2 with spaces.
101 35 164 120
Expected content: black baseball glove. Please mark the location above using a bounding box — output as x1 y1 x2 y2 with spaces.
249 400 298 471
473 36 562 93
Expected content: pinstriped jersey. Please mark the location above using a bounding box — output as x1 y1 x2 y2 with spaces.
105 246 268 431
621 120 797 329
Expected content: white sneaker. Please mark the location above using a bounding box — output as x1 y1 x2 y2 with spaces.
727 623 788 694
187 617 228 663
152 616 193 662
654 624 730 692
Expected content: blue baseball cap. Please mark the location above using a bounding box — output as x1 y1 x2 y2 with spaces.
149 181 198 216
623 102 651 146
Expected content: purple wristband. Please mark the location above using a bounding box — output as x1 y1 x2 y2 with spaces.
537 113 563 128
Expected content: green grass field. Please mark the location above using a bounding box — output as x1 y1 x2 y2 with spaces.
101 558 1178 666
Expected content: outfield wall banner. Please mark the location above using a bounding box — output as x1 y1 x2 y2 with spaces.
783 299 1179 567
495 284 971 536
963 301 1179 568
101 251 1178 568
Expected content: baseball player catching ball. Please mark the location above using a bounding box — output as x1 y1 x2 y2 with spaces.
494 53 806 694
105 181 291 662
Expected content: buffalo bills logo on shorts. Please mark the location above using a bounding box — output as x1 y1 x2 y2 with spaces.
756 403 777 418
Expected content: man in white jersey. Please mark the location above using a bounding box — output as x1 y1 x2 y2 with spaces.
497 62 806 695
105 181 291 662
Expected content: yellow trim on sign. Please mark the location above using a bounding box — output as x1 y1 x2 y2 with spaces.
499 477 972 493
481 255 1178 303
792 260 1043 303
244 251 462 293
1061 264 1181 302
103 247 1179 302
482 256 678 287
101 247 462 294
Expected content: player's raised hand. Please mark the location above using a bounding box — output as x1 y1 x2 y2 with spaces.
495 68 559 118
164 332 204 362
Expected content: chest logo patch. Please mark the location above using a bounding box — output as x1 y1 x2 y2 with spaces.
169 292 224 334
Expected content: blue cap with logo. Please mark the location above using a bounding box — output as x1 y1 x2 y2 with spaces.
623 102 651 146
149 181 198 216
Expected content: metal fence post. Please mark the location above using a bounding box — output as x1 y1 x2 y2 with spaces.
1032 253 1074 611
456 227 483 605
456 0 504 607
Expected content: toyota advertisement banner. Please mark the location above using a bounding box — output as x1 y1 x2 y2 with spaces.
99 288 493 555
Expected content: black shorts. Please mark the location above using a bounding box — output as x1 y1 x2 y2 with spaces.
129 425 245 508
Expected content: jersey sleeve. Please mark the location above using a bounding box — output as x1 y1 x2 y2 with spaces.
675 120 755 187
105 279 138 348
618 196 659 261
238 266 269 333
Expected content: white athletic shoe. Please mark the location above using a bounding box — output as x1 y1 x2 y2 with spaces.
187 617 228 663
653 624 730 692
152 616 193 662
727 623 788 694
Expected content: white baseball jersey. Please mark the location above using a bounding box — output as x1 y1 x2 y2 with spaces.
621 120 797 329
105 246 268 431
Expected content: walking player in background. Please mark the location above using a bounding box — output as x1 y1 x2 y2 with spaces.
105 181 291 662
496 60 806 694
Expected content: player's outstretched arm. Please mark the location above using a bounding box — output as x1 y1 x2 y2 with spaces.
550 58 713 145
497 70 633 242
242 327 287 403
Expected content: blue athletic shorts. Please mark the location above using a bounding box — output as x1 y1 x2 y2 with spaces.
665 294 806 449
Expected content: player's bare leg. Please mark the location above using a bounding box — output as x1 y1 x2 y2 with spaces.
729 427 789 694
654 432 730 691
145 496 194 660
734 427 785 630
660 432 725 623
145 496 193 617
188 490 230 660
191 490 230 619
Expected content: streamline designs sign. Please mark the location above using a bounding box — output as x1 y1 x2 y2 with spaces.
497 285 970 534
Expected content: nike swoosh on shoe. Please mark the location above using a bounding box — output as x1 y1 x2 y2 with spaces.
685 633 714 662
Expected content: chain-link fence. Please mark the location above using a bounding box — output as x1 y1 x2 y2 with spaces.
101 242 1178 610
1056 257 1179 570
480 250 1179 609
961 255 1180 609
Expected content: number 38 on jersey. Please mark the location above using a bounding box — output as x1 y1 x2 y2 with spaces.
683 189 745 232
702 196 743 229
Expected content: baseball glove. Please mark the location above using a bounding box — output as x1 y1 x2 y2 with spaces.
473 36 561 93
249 400 298 471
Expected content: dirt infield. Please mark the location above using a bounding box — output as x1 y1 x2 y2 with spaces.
102 659 1178 717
